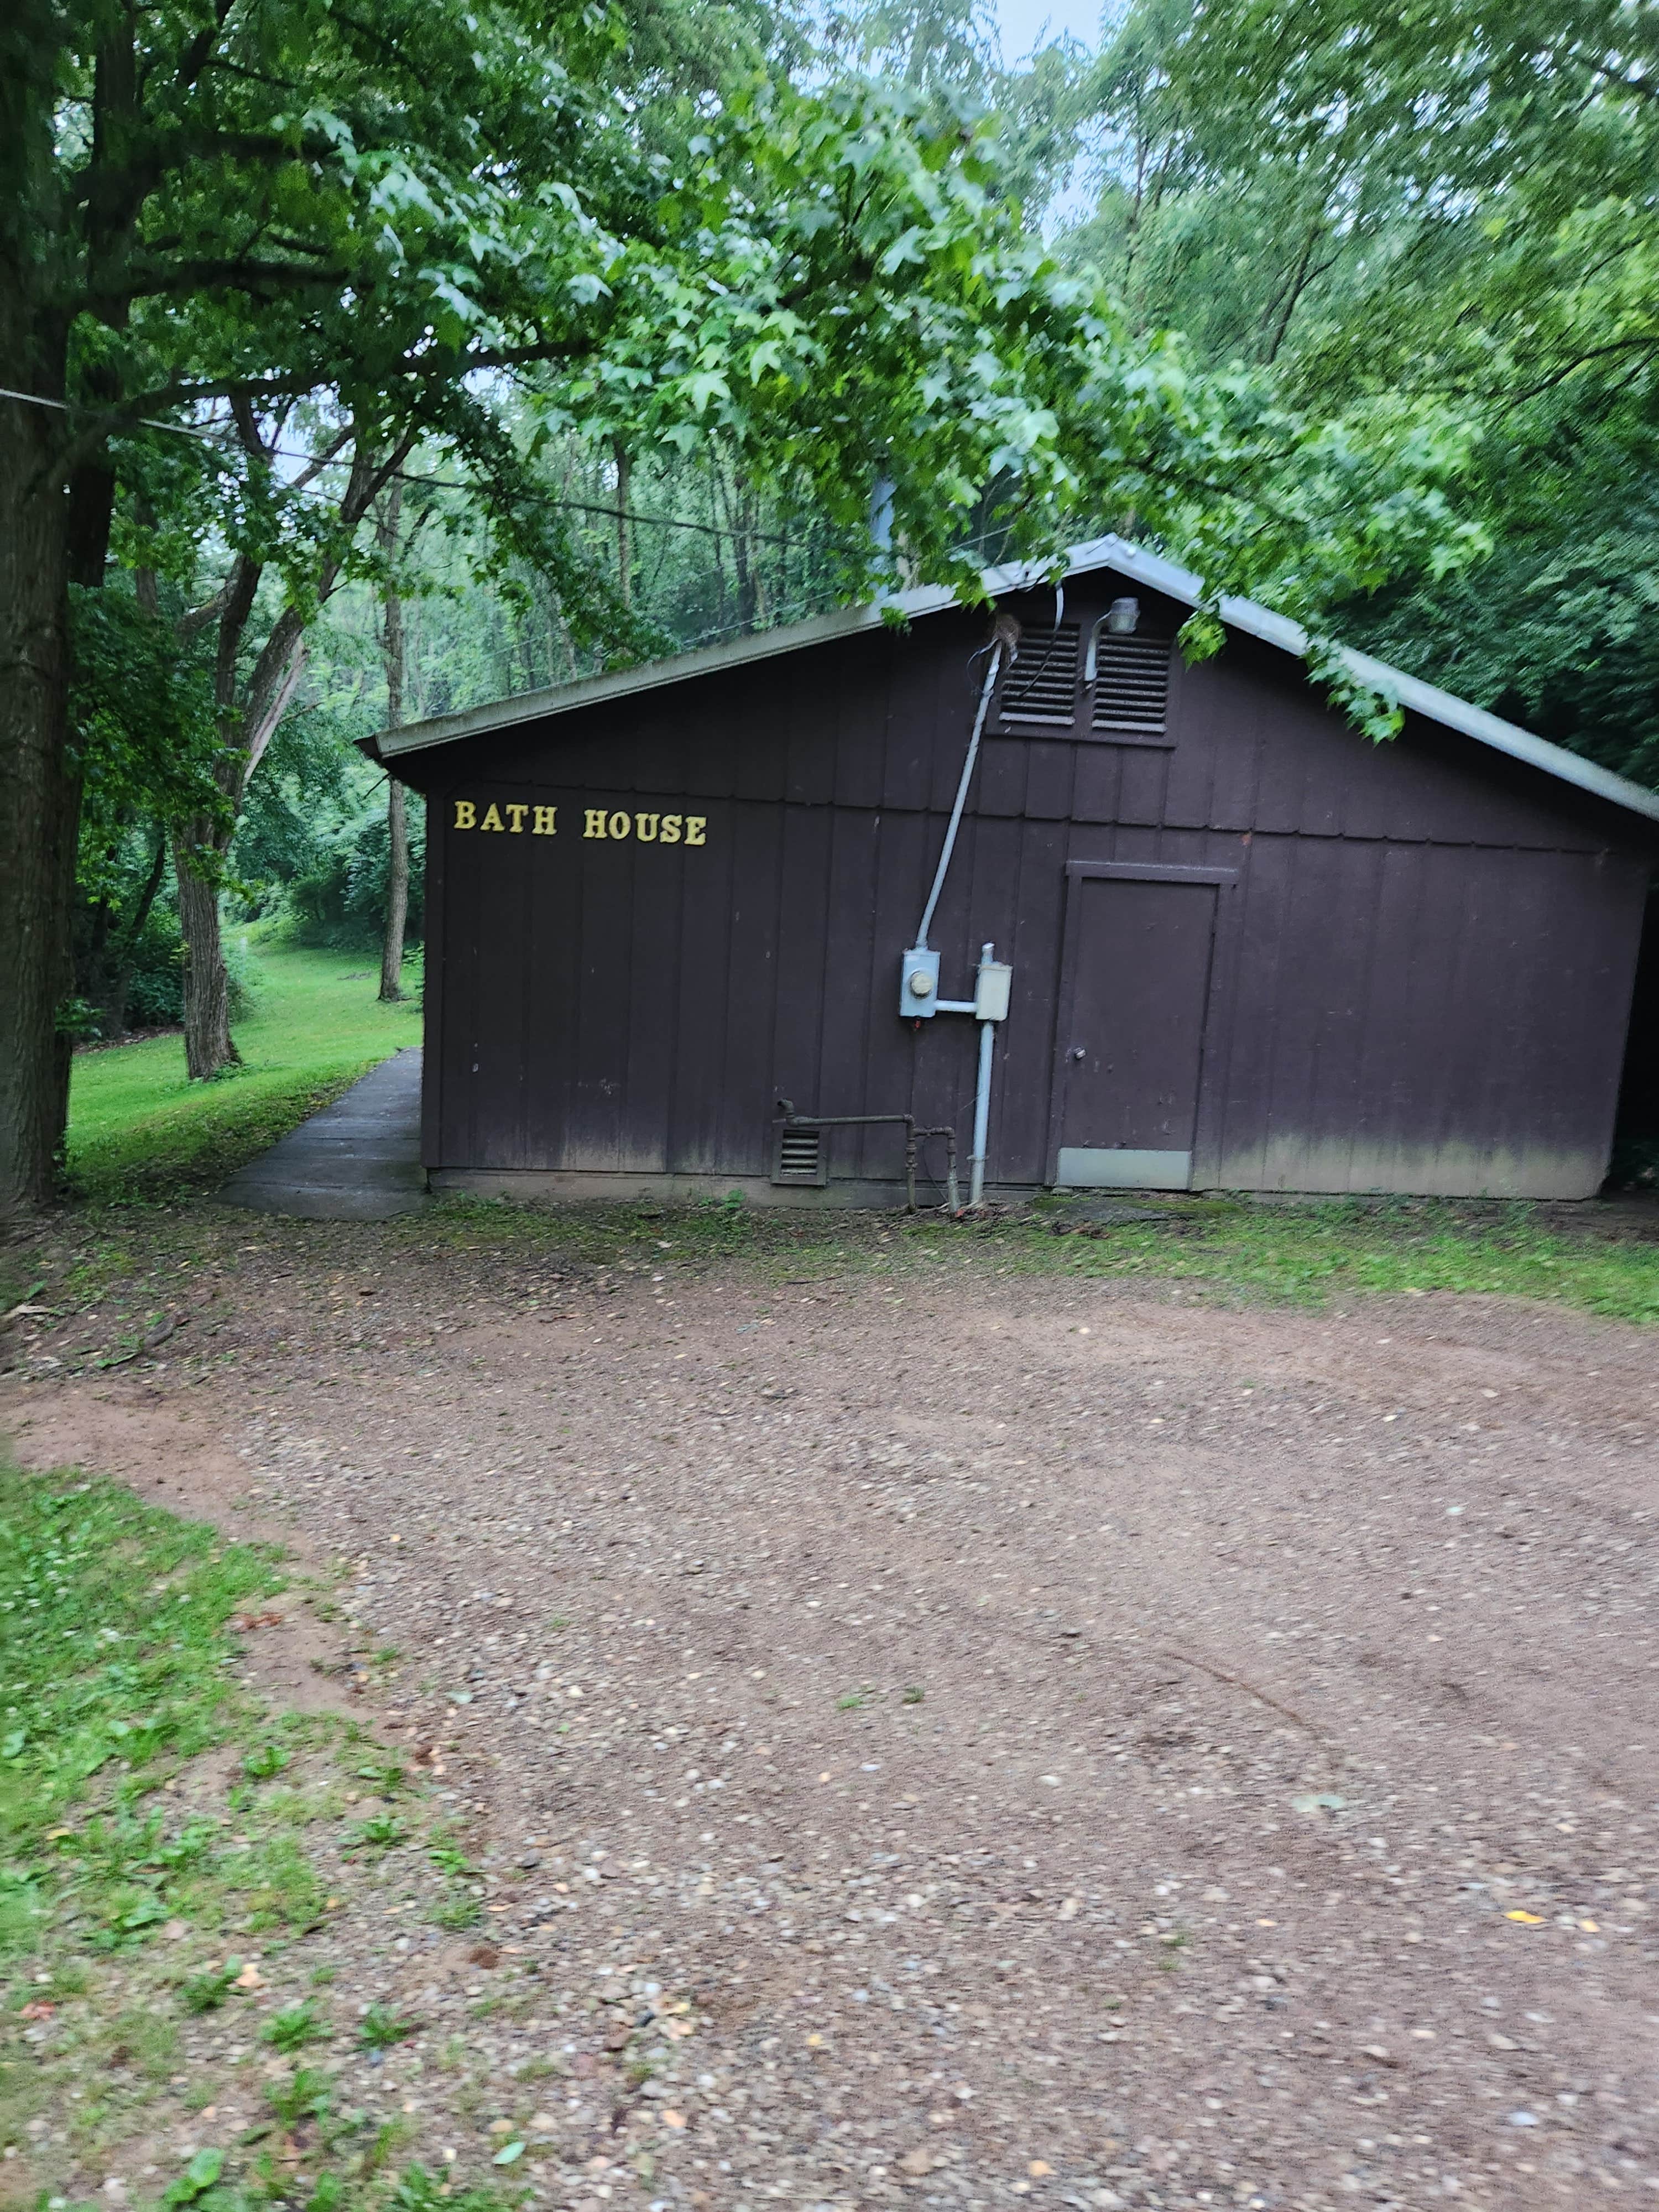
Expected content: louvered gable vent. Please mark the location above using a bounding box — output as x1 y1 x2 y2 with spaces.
1091 635 1171 736
999 623 1081 725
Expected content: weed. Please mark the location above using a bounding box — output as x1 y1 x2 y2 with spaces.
364 2114 414 2174
163 2146 227 2205
429 1890 482 1931
352 1759 407 1796
390 2167 513 2212
901 1686 925 1705
346 1813 409 1851
264 2001 327 2052
180 1961 241 2013
359 2000 420 2048
243 1742 289 1782
107 2006 179 2077
269 2064 335 2128
427 1837 476 1877
236 1831 328 1931
836 1690 868 1712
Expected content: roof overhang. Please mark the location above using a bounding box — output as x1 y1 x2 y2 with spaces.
371 534 1659 830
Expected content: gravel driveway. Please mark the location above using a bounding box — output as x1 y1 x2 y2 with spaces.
6 1217 1657 2211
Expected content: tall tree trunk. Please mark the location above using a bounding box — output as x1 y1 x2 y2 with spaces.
173 823 240 1080
378 487 409 1003
173 552 258 1082
0 385 76 1216
172 561 306 1081
380 783 409 1002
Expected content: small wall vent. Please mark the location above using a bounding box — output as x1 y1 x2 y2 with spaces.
1091 635 1171 736
772 1123 828 1186
999 623 1081 725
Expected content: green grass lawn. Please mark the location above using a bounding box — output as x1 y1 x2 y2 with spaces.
67 942 422 1206
0 1458 509 2212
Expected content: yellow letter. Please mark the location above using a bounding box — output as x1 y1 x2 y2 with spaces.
506 803 529 833
453 800 476 830
479 803 505 832
660 814 682 844
635 812 659 842
585 808 608 838
685 816 707 847
608 810 632 840
533 805 557 835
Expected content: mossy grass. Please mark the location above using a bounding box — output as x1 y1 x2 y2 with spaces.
393 1186 1659 1326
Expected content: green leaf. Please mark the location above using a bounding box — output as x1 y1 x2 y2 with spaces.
164 2146 225 2205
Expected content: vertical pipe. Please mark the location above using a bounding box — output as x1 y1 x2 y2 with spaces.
969 1016 995 1208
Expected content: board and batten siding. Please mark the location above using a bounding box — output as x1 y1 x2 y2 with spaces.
413 585 1652 1199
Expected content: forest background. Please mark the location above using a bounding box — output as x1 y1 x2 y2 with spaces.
51 0 1659 1089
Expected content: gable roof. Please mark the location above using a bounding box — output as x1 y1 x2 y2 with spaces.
372 534 1659 827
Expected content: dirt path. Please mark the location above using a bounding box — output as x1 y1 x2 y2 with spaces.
5 1228 1658 2212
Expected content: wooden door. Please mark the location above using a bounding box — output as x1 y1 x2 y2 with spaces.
1052 865 1228 1189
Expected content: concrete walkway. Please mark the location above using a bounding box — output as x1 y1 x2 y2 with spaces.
220 1048 427 1219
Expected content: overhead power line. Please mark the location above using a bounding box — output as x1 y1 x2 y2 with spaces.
0 381 822 551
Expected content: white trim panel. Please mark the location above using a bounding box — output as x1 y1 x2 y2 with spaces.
1055 1147 1194 1190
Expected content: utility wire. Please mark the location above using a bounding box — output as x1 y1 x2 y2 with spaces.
0 380 822 550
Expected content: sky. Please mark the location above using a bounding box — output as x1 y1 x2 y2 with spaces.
991 0 1105 61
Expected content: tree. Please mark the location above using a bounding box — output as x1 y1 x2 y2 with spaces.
1 0 797 1203
165 413 418 1076
376 484 411 1004
1060 0 1659 784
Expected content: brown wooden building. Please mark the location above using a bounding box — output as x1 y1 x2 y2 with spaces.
368 539 1659 1204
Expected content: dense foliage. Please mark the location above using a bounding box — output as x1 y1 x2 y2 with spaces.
1051 0 1659 789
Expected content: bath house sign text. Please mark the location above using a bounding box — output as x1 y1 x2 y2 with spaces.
451 799 708 844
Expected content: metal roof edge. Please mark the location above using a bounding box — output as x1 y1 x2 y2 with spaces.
1072 537 1659 828
375 585 958 760
374 532 1659 828
1331 645 1659 825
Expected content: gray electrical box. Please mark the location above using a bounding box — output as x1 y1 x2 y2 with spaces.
900 945 941 1018
974 956 1013 1022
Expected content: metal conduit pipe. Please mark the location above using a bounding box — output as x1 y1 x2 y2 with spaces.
913 640 1003 953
